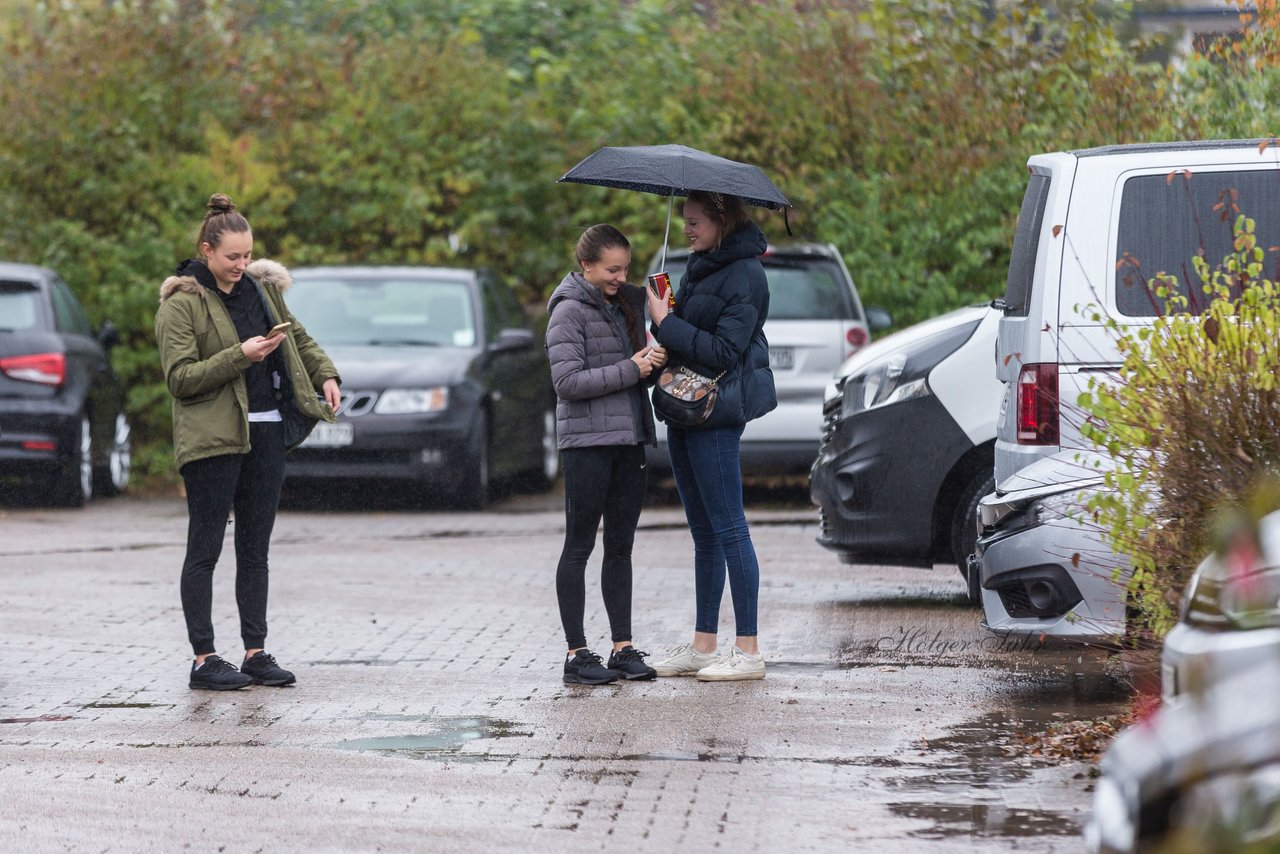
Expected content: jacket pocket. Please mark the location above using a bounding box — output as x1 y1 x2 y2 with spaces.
179 389 219 406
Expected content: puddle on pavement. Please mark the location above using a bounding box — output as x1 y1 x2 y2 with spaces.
334 716 532 760
887 803 1078 838
884 671 1130 839
0 714 75 724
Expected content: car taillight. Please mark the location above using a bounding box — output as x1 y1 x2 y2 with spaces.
845 325 869 357
1016 363 1058 445
0 352 66 386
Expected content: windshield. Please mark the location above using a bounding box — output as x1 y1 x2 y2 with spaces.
664 257 856 320
286 276 476 347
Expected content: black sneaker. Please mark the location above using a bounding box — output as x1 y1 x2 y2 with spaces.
608 646 657 681
189 655 252 691
241 651 296 687
563 649 619 685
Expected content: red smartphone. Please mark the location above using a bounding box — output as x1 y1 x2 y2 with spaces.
647 272 671 300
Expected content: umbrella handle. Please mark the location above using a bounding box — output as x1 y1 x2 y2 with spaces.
661 193 673 271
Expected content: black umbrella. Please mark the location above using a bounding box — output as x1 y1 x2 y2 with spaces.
558 144 791 267
559 144 790 210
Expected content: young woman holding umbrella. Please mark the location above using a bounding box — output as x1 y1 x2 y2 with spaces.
645 190 777 681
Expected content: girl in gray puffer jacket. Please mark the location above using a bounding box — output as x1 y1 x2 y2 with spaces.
546 224 666 686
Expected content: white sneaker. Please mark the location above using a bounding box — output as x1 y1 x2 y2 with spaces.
695 647 765 682
652 644 721 677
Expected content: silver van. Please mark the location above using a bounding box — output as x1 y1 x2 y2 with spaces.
994 139 1280 485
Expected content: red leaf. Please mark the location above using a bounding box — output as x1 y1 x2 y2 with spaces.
1052 224 1063 238
1071 553 1081 567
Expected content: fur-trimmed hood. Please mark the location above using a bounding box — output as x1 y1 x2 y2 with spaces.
158 258 292 302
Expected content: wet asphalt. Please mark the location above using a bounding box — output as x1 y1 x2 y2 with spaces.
0 481 1120 852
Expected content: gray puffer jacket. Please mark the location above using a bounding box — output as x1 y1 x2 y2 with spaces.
546 272 656 449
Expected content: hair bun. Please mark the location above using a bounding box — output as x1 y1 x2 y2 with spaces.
207 193 236 214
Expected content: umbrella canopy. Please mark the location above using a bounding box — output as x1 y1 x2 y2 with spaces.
558 144 790 210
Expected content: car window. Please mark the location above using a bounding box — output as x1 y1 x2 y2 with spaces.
0 282 41 331
1116 169 1280 317
287 276 477 347
1003 173 1050 318
480 272 526 340
663 257 854 320
51 280 94 337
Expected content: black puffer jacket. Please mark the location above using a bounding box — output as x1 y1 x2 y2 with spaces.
546 272 656 449
653 222 777 429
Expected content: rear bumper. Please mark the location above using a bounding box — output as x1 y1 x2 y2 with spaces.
975 515 1128 643
0 400 79 472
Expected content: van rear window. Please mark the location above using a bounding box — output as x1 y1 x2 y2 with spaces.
1003 174 1050 317
1116 169 1280 317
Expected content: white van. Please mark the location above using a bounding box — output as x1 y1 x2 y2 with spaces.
995 139 1280 485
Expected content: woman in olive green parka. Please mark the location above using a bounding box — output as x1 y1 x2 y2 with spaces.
155 193 340 692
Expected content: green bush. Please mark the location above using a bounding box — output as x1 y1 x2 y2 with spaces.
0 0 1203 484
1081 214 1280 636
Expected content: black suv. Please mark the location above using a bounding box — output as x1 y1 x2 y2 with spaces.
0 263 130 506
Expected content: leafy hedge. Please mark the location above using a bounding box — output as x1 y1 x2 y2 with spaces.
0 0 1207 481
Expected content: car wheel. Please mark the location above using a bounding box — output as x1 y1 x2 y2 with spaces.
950 470 995 576
454 411 491 511
52 414 92 508
93 412 131 496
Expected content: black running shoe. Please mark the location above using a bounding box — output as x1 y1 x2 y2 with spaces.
563 649 619 685
241 651 296 687
189 655 252 691
608 646 657 681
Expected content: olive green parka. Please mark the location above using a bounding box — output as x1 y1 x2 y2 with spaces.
155 258 339 470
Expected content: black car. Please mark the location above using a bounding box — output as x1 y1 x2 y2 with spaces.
0 262 131 506
282 266 557 509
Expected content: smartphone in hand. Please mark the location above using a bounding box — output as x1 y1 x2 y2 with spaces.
266 321 293 338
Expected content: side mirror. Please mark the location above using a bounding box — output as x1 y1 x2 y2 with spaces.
490 328 534 352
97 320 120 349
866 307 892 332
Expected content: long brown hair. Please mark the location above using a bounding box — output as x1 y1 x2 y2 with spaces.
575 224 644 351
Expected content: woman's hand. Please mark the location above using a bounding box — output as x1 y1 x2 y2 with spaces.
241 335 284 363
631 346 655 379
648 344 668 370
322 378 341 412
645 287 669 327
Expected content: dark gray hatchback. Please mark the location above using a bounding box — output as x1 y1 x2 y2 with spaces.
0 262 130 506
281 266 557 509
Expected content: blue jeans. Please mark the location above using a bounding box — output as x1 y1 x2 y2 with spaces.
667 423 759 637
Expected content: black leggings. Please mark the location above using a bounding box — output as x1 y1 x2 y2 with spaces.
555 443 647 650
179 421 286 656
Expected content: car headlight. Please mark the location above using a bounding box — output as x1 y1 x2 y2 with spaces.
840 354 931 418
1218 567 1280 630
1181 555 1280 630
1035 488 1093 523
373 387 449 415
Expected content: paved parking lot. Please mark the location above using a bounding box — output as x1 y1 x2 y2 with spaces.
0 489 1117 852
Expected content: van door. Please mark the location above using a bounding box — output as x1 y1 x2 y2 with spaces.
994 154 1075 485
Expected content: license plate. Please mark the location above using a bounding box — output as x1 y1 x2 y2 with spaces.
302 421 354 448
770 347 794 370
